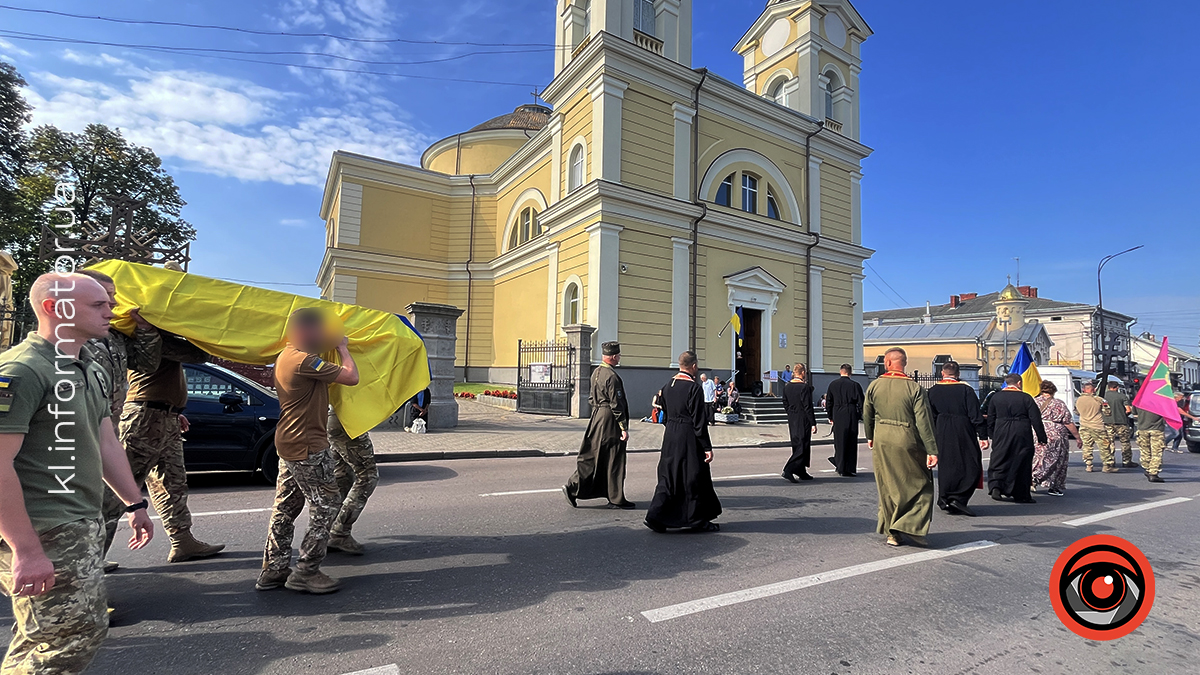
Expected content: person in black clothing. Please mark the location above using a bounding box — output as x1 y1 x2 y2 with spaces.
645 351 722 533
927 361 987 516
781 363 817 482
403 388 432 430
825 363 864 477
986 374 1048 504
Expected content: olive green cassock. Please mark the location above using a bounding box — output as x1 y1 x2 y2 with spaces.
863 375 940 538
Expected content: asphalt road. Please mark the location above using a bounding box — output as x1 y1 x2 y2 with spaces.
6 443 1200 675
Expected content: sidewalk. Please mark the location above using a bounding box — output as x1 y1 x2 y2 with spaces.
371 400 859 462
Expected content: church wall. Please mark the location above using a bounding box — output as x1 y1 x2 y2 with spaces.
821 266 855 371
554 222 596 336
495 156 553 255
357 182 449 261
696 113 807 227
620 84 675 198
492 261 551 368
425 136 531 176
560 86 594 200
791 263 810 366
616 226 674 367
819 164 853 243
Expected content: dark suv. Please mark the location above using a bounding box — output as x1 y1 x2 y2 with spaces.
182 362 281 482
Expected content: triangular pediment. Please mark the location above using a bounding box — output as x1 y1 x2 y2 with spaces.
734 0 873 54
724 266 787 293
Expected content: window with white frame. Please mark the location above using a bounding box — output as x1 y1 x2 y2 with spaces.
569 144 585 192
633 0 656 35
584 0 592 35
563 283 581 326
715 174 734 207
767 189 781 220
742 174 758 214
767 79 787 106
508 206 542 250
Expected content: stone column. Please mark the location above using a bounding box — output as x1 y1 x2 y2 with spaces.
564 324 596 418
406 302 465 429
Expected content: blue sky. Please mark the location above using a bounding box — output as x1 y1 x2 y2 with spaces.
1 1 1196 354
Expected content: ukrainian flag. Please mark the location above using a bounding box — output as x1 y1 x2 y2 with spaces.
1010 342 1042 397
730 307 744 347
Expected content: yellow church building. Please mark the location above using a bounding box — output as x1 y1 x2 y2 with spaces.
317 0 875 406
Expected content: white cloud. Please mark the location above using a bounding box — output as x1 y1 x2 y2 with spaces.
24 67 432 187
280 218 309 227
0 38 33 58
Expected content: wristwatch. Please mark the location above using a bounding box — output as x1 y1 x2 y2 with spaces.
124 499 149 514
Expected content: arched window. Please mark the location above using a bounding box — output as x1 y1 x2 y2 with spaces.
563 282 581 326
825 80 835 119
823 67 845 122
508 206 542 250
767 79 787 106
633 0 656 35
569 144 585 192
767 189 781 220
715 174 734 207
584 0 591 35
741 174 758 213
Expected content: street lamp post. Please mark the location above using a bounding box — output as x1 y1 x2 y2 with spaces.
1096 245 1144 392
999 317 1012 374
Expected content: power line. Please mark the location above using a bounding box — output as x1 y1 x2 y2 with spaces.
0 33 543 87
864 261 913 307
0 4 559 48
215 277 316 287
0 29 553 66
863 276 902 310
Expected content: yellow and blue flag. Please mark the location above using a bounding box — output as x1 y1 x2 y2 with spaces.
1010 342 1042 396
731 307 744 347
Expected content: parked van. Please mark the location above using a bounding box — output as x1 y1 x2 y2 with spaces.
1036 367 1121 425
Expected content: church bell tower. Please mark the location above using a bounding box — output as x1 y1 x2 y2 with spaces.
555 0 693 75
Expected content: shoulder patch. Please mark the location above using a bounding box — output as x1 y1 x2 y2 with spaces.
312 357 326 370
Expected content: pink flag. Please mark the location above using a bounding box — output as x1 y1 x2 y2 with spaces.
1131 337 1184 430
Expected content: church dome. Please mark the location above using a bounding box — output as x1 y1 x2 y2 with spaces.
998 284 1022 301
422 104 552 176
467 104 552 133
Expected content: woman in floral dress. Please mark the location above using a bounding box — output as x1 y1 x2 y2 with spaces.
1032 380 1081 496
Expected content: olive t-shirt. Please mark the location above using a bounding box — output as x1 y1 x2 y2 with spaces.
274 345 341 461
1135 408 1165 433
1103 390 1130 425
0 333 111 534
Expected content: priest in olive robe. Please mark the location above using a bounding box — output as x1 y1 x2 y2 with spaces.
863 347 939 547
563 341 634 509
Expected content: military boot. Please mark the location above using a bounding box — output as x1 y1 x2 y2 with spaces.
167 530 226 563
255 568 291 591
285 570 342 594
327 533 365 555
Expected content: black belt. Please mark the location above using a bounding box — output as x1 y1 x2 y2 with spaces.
131 400 186 414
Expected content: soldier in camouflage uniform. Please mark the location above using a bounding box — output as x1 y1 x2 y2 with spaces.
78 269 162 568
1074 382 1116 472
326 411 378 555
1103 381 1137 468
1135 407 1167 483
0 273 153 673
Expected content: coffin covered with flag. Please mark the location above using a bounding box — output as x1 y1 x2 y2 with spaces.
89 260 430 438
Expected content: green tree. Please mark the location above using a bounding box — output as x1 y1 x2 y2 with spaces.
13 124 196 299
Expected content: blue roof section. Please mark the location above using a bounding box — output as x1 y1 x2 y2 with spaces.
864 321 991 343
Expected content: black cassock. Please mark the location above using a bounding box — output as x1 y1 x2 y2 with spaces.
566 364 629 504
927 381 986 506
826 377 864 475
986 389 1048 500
646 374 722 529
782 381 816 476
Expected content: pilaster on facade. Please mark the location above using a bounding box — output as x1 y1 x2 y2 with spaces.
809 266 825 371
808 156 823 234
586 222 623 363
330 273 358 305
852 273 865 371
337 182 363 246
796 40 823 119
850 170 862 245
549 114 564 203
849 63 862 139
670 237 692 366
588 74 629 184
545 241 561 340
672 102 696 201
657 0 684 64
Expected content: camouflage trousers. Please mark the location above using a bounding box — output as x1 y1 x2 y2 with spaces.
1079 427 1114 468
1137 430 1165 476
1107 424 1134 462
102 404 194 554
328 412 379 538
262 448 341 574
1 519 108 675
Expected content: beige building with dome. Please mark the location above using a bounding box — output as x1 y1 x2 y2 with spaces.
317 0 876 408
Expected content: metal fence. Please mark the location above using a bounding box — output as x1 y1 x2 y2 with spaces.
910 372 1006 396
516 339 575 416
0 307 37 352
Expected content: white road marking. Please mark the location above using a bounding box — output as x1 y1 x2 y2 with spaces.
480 488 563 498
818 467 866 473
341 665 400 675
1062 497 1193 527
150 507 271 521
641 539 998 623
713 473 780 481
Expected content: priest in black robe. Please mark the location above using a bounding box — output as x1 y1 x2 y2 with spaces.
645 350 722 533
563 341 634 509
986 374 1048 504
927 361 987 516
781 363 817 482
825 363 864 477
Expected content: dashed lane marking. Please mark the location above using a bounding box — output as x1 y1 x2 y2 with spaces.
480 488 564 497
341 665 400 675
1062 496 1192 527
641 539 999 623
150 507 271 521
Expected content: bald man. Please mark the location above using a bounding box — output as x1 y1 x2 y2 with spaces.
0 273 154 673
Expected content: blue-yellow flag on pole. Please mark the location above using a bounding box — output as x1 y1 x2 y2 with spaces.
89 260 430 438
730 307 744 347
1010 342 1042 396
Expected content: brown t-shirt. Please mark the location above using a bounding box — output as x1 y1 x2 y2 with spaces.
274 345 341 461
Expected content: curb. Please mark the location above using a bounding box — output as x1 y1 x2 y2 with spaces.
374 437 837 464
